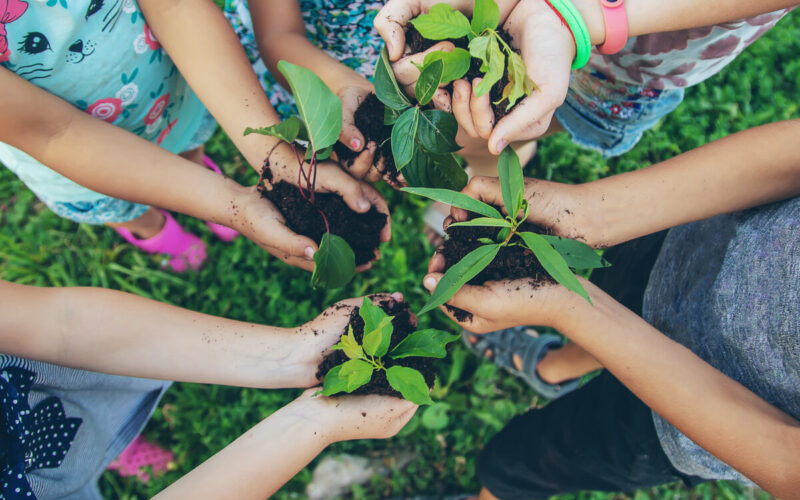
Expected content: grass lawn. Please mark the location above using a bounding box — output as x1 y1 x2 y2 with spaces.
1 10 798 500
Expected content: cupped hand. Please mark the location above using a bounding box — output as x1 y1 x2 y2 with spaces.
291 388 418 444
391 41 456 104
452 0 575 154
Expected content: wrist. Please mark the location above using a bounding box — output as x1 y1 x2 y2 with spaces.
569 0 607 46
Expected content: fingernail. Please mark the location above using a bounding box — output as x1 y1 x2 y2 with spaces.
423 276 437 290
351 138 361 150
496 138 508 151
304 247 315 259
357 198 370 211
473 78 482 88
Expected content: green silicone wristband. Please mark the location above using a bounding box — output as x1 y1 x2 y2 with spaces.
547 0 592 69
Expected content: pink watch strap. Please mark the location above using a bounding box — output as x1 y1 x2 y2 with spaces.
597 0 628 55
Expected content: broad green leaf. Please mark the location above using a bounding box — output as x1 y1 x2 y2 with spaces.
375 47 412 111
468 35 491 72
423 49 470 84
399 146 434 187
418 109 460 154
519 232 592 304
244 116 303 143
306 144 333 161
409 4 471 40
311 233 355 289
419 244 500 315
421 402 450 430
321 365 349 396
391 107 420 169
277 61 341 151
497 146 524 220
362 316 394 357
401 187 501 219
339 359 374 392
331 324 364 360
429 153 468 191
474 36 504 97
384 106 399 126
501 50 536 109
391 329 460 359
359 296 388 332
386 366 435 405
471 0 500 34
448 217 511 228
415 58 443 106
541 236 610 269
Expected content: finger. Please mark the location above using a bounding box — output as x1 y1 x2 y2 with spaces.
266 250 316 272
461 176 503 210
431 88 452 112
393 41 455 87
452 79 478 138
348 142 377 180
442 215 454 232
355 261 374 273
253 219 319 265
470 78 496 140
359 182 392 242
374 0 417 61
489 107 556 155
318 165 374 213
339 88 368 152
427 251 446 273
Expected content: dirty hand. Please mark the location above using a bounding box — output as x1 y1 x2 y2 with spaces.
452 0 574 154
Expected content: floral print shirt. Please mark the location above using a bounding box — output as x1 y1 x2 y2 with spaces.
0 0 206 202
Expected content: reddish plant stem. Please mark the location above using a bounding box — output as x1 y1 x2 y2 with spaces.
289 144 331 237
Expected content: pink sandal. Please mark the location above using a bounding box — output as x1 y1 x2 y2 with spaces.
108 435 175 483
202 155 240 242
114 210 207 272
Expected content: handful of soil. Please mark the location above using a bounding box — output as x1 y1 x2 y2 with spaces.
333 93 401 183
316 299 435 398
259 179 386 266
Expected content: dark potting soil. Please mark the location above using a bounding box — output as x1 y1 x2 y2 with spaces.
439 210 554 321
316 298 436 398
260 180 385 266
406 25 517 122
333 93 400 183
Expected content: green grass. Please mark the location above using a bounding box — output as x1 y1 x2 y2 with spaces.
1 12 798 500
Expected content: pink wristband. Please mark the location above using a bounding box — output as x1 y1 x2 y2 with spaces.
597 0 628 55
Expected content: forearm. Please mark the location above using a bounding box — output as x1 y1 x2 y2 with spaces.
570 0 798 45
553 282 800 497
139 0 283 170
583 120 800 246
0 281 311 388
153 398 328 500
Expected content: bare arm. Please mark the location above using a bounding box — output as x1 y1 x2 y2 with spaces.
0 280 376 389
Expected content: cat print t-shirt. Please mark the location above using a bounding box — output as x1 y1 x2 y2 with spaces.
0 0 207 203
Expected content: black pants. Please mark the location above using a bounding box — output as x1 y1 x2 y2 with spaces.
476 233 705 499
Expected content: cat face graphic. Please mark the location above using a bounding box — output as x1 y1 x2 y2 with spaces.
6 0 127 82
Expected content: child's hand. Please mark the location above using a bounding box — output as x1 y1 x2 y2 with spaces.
450 176 598 246
290 388 418 444
390 42 456 110
292 293 410 387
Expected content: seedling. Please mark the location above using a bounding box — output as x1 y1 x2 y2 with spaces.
320 297 459 405
410 0 537 110
245 61 356 289
404 147 609 315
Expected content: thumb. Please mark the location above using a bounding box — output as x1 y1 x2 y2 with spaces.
339 89 367 152
318 164 373 213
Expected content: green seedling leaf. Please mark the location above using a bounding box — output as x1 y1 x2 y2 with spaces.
392 107 420 169
471 0 500 34
401 187 502 219
362 316 394 357
331 324 364 360
339 359 374 392
419 244 500 315
386 366 435 405
306 144 333 161
429 153 468 191
359 296 388 331
468 35 491 72
321 365 349 396
501 50 536 109
391 329 460 359
421 402 450 430
497 146 524 220
244 116 304 143
519 232 592 304
415 58 443 106
473 36 505 97
478 237 495 244
418 109 460 154
277 61 341 151
375 47 412 111
541 236 610 269
409 4 471 40
424 49 470 84
384 106 399 126
311 233 356 289
448 217 511 228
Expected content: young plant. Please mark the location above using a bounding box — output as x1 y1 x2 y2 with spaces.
410 0 537 110
321 297 460 405
244 61 355 289
403 147 609 315
375 47 467 191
